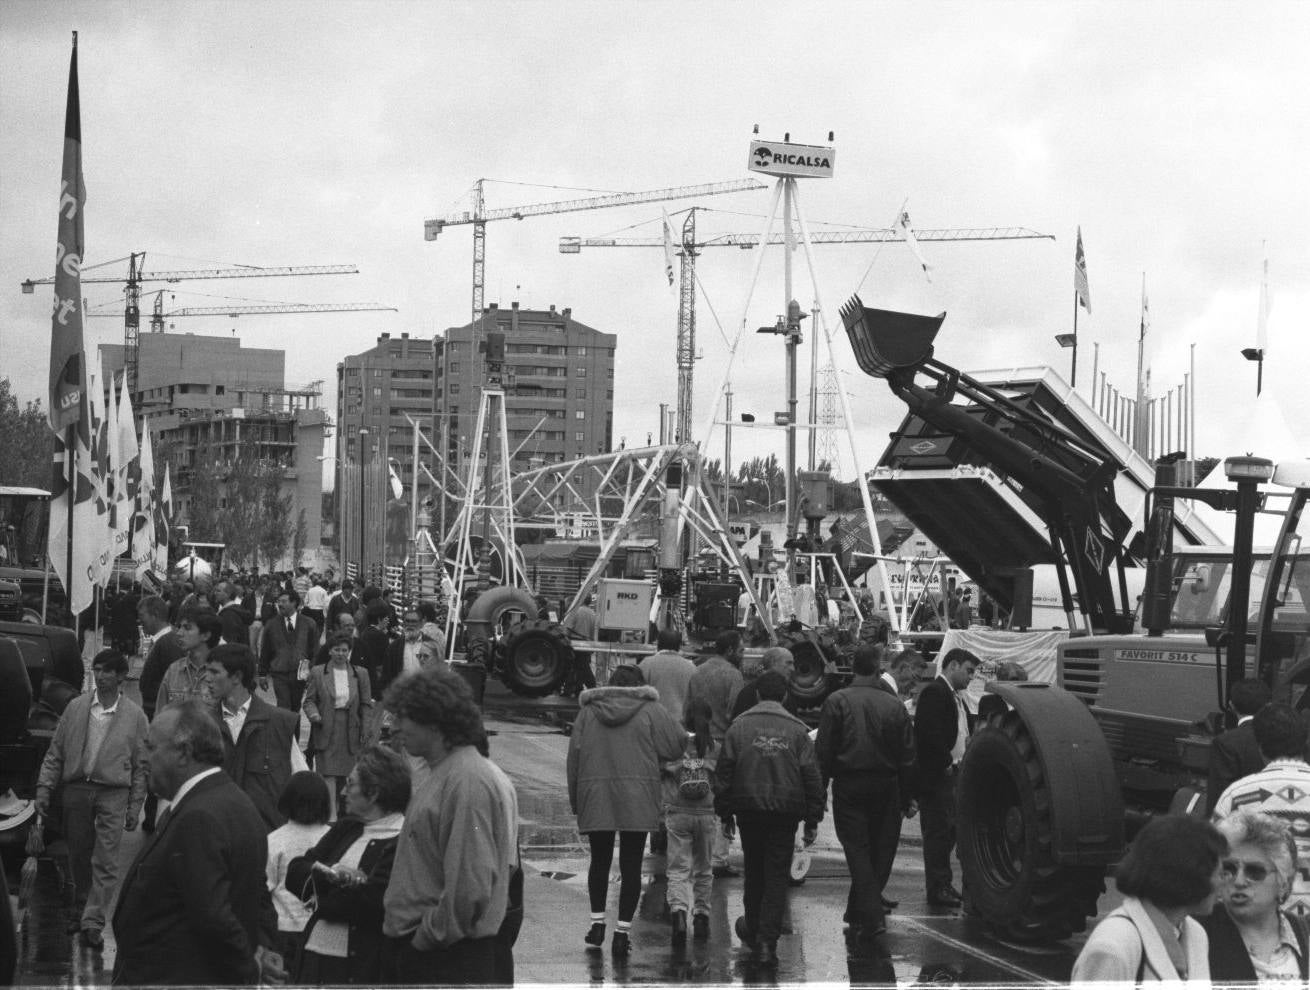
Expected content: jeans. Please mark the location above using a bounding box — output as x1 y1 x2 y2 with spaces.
919 769 957 891
62 782 130 931
586 830 646 922
737 812 798 943
665 811 714 917
832 773 901 928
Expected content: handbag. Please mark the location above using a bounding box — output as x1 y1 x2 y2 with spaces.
296 657 310 682
497 846 524 947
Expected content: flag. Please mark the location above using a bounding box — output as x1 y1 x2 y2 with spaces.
156 462 173 575
661 208 677 288
1075 227 1092 313
46 35 102 618
112 374 139 556
388 461 404 500
896 206 932 283
132 421 157 579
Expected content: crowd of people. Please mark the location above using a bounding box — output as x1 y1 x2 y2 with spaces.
31 567 519 987
24 559 1310 984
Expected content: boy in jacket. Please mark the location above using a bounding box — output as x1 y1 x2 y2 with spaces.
715 671 824 966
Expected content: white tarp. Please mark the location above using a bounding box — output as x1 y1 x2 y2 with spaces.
936 627 1070 710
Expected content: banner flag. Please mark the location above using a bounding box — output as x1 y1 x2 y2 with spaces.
1256 249 1270 357
896 206 932 283
1075 227 1092 313
661 208 677 288
132 421 157 578
46 35 101 617
112 375 139 554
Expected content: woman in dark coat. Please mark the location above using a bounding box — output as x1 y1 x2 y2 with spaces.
1203 809 1310 983
302 632 373 819
285 745 411 985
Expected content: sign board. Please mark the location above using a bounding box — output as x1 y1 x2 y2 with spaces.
748 140 835 179
596 578 655 632
1113 647 1207 666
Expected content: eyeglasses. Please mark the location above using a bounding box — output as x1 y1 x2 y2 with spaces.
1221 859 1272 883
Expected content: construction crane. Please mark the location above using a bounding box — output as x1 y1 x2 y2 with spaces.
22 253 360 395
87 295 397 325
561 213 1054 445
424 178 767 329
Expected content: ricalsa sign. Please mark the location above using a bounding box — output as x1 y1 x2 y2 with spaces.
748 140 835 178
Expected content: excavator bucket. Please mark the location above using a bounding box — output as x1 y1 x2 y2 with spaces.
839 295 946 379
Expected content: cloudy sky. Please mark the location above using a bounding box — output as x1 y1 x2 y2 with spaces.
3 1 1307 490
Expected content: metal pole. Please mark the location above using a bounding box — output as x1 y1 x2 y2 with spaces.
724 388 733 516
782 178 798 549
808 299 819 471
1090 342 1099 406
1189 343 1197 486
359 428 369 578
1070 292 1079 387
1228 474 1261 688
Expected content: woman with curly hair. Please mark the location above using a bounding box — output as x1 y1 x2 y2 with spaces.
1203 810 1310 982
379 667 519 986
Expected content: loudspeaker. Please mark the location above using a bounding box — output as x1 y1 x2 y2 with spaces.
1009 569 1033 629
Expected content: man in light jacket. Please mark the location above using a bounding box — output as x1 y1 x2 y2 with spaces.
715 670 825 967
36 649 149 949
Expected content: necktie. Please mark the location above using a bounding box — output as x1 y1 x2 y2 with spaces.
286 619 294 637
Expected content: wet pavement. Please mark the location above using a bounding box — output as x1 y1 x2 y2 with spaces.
9 669 1116 986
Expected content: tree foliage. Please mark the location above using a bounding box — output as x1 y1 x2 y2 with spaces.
0 378 54 489
186 453 295 570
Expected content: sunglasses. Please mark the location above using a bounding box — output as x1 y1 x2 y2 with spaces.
1221 859 1273 883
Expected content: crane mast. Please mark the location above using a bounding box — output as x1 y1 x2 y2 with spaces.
675 211 697 443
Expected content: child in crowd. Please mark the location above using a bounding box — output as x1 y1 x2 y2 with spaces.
266 772 332 968
662 699 719 945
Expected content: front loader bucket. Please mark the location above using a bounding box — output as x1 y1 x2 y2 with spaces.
839 294 947 379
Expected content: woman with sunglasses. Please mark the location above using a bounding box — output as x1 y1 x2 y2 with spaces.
1072 814 1226 984
1203 810 1310 983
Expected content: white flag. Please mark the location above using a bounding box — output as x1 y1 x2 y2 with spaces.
896 206 932 283
132 423 157 579
661 208 677 288
388 461 404 500
1256 249 1271 357
113 374 139 553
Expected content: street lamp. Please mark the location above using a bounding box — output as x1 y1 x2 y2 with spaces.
1223 455 1274 688
748 475 772 511
1241 347 1264 396
358 428 369 578
1055 332 1077 386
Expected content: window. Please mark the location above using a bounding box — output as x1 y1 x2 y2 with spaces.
346 439 356 457
575 432 585 442
577 346 588 356
575 367 587 378
575 410 585 419
576 388 586 399
373 369 383 378
607 368 614 380
449 362 460 373
606 390 613 400
450 384 460 394
346 368 359 377
372 387 382 398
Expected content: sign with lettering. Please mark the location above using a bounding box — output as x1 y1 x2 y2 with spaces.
1113 648 1206 665
748 140 835 178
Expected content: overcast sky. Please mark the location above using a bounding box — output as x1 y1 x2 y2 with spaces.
3 1 1307 492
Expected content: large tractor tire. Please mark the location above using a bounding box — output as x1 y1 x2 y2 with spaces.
777 629 838 711
463 587 540 643
499 619 573 698
958 707 1108 942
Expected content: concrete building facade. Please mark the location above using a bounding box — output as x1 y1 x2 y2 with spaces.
100 332 326 571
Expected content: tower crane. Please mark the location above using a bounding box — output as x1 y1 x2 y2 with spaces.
86 295 397 326
423 178 767 329
561 213 1054 445
22 253 361 395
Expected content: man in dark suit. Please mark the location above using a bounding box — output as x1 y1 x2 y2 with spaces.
112 699 282 986
913 647 979 908
214 580 254 649
382 606 425 694
1206 677 1272 814
356 600 393 701
137 595 185 834
258 588 318 712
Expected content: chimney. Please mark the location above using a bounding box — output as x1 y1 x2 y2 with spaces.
380 332 390 342
511 302 519 335
562 307 572 321
549 304 556 314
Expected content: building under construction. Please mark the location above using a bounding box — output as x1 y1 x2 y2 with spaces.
100 332 327 568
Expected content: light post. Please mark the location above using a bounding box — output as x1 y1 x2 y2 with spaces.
358 427 369 579
749 475 772 512
1241 347 1264 396
1224 455 1274 689
1055 332 1077 385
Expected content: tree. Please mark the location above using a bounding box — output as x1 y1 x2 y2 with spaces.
183 452 294 570
0 378 55 489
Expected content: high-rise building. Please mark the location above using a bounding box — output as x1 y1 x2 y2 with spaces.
100 332 326 571
441 302 616 487
335 332 440 577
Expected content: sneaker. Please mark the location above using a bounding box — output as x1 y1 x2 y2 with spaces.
584 922 606 948
693 914 710 941
611 931 631 956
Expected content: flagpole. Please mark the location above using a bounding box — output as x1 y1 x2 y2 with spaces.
65 421 76 632
1070 291 1078 388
